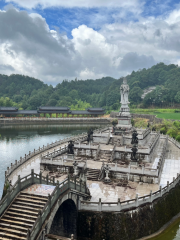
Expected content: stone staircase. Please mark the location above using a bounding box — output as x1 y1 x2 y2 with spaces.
87 168 100 181
0 192 48 240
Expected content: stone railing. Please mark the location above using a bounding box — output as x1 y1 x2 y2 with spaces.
157 136 171 182
0 169 55 217
106 131 111 144
0 170 90 239
28 176 89 240
79 171 180 212
5 133 87 179
43 145 68 159
148 132 160 152
5 126 110 180
74 143 98 150
110 144 116 162
168 136 180 149
142 128 151 139
94 144 100 161
109 162 158 177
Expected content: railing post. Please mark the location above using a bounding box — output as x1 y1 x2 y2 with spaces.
167 181 169 192
160 186 162 197
7 188 10 206
68 174 70 189
27 229 30 240
98 198 102 211
118 198 121 211
150 190 152 202
78 199 81 210
39 210 42 229
46 174 49 185
75 177 76 190
39 171 42 184
48 194 51 209
31 169 34 184
135 194 139 207
80 179 82 192
18 175 21 192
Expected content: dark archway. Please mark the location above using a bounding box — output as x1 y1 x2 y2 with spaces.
49 199 77 238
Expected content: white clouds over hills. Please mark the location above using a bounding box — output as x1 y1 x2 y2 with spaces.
0 5 180 84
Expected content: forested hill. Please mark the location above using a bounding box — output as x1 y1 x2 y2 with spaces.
0 62 180 111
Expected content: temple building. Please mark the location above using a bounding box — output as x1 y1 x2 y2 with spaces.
0 106 105 118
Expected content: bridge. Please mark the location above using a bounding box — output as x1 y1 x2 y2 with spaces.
0 170 90 240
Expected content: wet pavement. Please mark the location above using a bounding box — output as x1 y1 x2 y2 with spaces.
22 184 55 196
160 141 180 187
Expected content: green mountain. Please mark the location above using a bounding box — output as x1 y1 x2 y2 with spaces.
0 62 180 111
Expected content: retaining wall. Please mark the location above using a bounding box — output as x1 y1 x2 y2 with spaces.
0 117 111 125
77 180 180 240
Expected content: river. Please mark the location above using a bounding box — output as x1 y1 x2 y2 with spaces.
0 123 179 240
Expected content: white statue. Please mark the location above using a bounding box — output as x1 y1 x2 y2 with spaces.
120 78 129 105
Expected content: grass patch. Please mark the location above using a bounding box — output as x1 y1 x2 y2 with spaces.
155 113 180 120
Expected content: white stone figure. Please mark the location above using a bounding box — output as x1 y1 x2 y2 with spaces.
120 78 129 105
104 164 111 182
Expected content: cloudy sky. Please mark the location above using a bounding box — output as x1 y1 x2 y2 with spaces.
0 0 180 84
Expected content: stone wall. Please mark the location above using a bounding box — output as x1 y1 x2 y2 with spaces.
0 118 110 125
77 182 180 240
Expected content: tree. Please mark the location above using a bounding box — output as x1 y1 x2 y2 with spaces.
175 91 180 103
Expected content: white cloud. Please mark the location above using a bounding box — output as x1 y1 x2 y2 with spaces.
1 6 180 84
5 0 141 9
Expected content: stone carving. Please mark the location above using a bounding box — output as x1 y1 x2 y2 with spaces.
104 164 111 183
87 129 93 143
120 78 129 105
68 140 74 154
152 126 156 131
131 144 138 161
131 129 138 144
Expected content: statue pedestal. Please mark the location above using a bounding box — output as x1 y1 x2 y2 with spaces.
67 154 74 160
116 113 132 129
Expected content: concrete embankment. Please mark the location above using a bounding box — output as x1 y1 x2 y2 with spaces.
0 117 111 125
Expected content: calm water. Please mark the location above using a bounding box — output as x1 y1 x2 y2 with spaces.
0 123 103 196
0 123 180 240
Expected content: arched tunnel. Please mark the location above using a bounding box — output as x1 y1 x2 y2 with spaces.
49 199 77 238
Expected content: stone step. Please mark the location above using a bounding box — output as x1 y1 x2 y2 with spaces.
15 200 45 208
3 215 35 224
0 227 27 236
6 211 37 220
20 193 48 201
1 218 33 228
12 204 41 212
16 197 47 205
0 222 28 232
8 207 39 216
0 231 26 240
